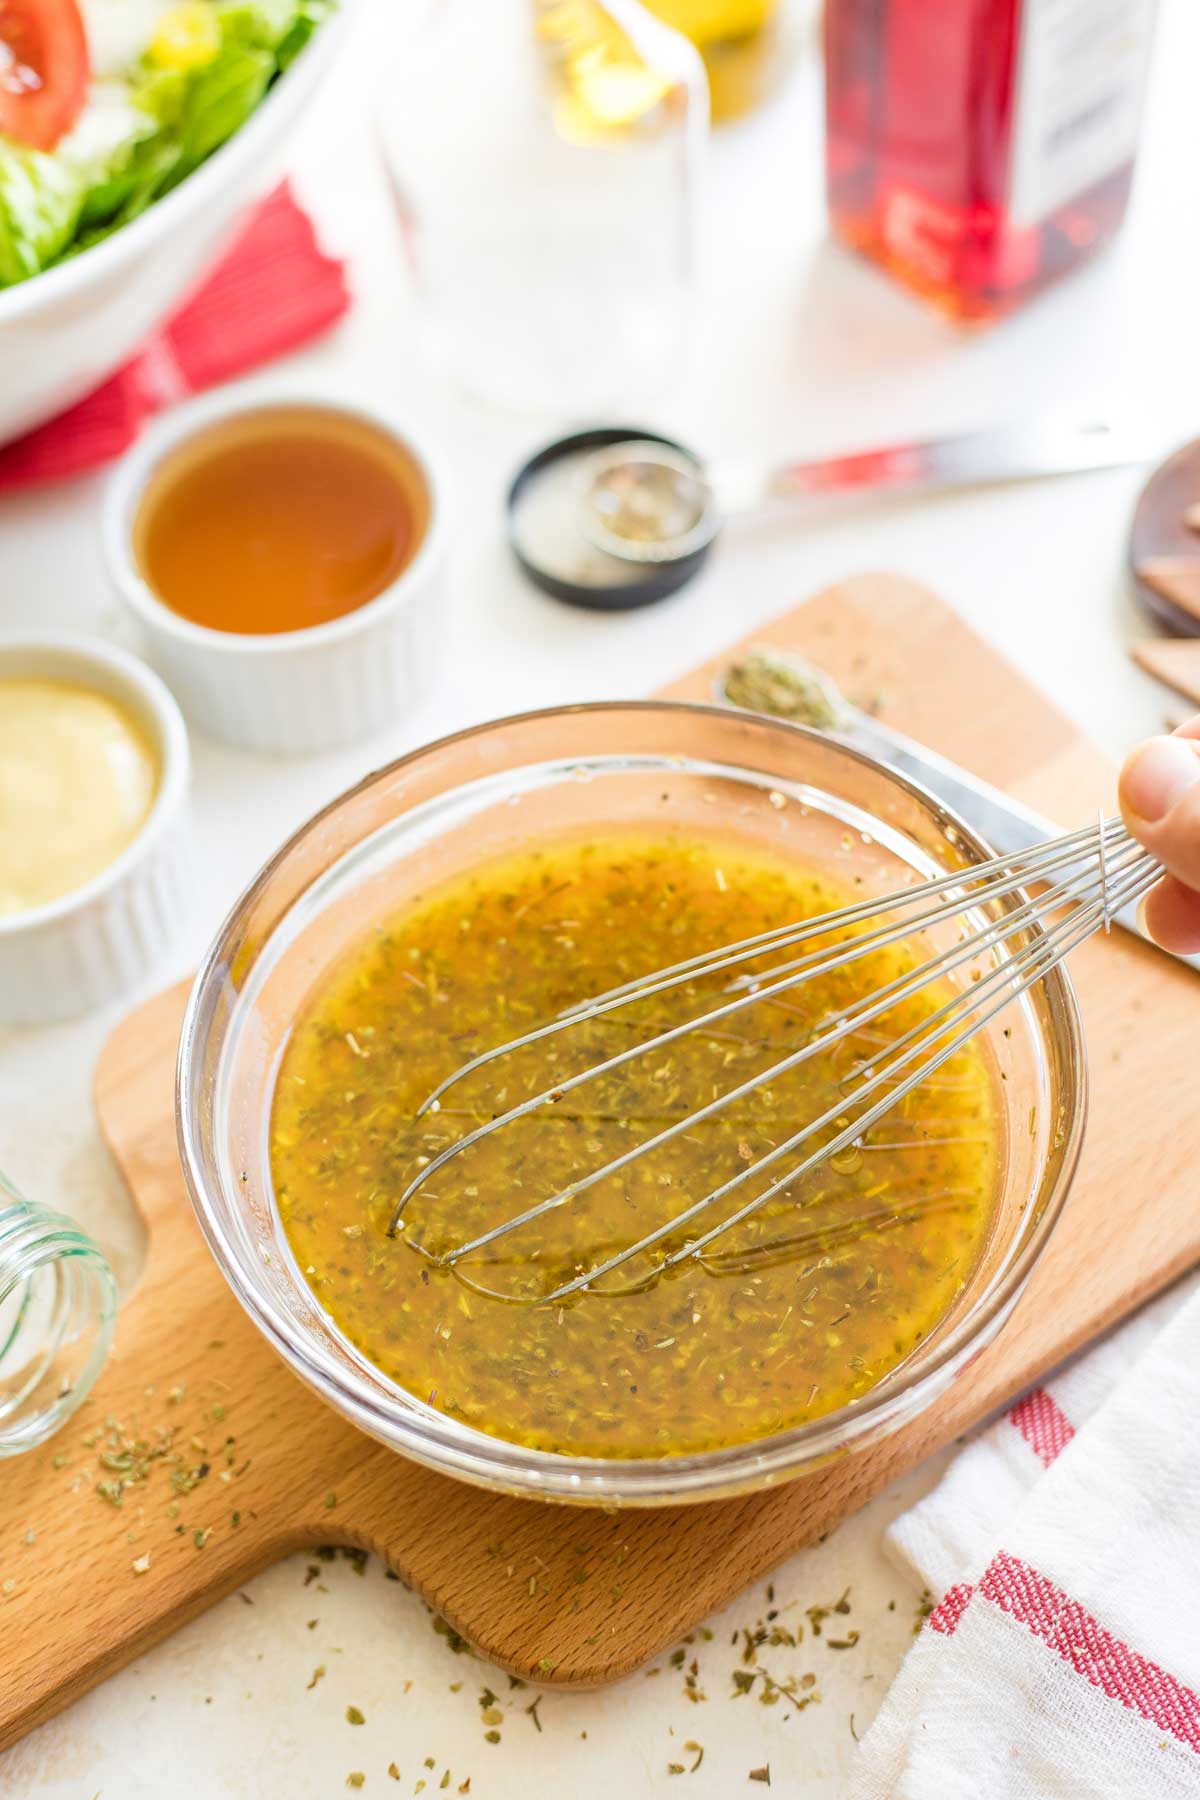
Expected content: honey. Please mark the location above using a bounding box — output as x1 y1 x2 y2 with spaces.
271 831 1001 1460
133 406 430 637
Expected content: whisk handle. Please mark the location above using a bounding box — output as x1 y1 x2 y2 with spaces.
830 714 1200 974
716 649 1198 975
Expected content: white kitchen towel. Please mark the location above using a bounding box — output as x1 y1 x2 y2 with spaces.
849 1272 1200 1800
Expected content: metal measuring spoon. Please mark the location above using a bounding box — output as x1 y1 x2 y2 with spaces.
580 419 1160 567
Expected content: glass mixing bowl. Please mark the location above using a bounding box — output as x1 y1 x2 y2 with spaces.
177 702 1086 1505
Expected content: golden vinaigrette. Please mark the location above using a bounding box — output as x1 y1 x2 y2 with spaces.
272 833 1000 1460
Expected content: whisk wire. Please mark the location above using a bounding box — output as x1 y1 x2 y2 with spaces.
536 853 1157 1301
389 822 1132 1225
559 818 1118 1016
385 818 1159 1302
410 819 1121 1123
434 835 1147 1269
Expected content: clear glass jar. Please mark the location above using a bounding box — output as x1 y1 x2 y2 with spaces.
0 1174 117 1457
377 0 708 415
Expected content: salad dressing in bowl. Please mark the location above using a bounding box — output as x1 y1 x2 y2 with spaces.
179 704 1085 1504
273 829 1002 1460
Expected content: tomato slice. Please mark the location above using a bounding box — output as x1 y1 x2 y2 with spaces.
0 0 89 152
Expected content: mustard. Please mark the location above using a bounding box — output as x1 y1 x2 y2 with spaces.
0 679 159 917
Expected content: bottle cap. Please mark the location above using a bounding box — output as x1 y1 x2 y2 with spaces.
506 426 711 610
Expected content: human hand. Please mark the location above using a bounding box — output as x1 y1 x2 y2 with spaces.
1118 716 1200 953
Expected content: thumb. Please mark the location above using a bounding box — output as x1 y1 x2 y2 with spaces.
1119 730 1200 889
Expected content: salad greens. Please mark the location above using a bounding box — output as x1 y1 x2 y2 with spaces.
0 0 335 288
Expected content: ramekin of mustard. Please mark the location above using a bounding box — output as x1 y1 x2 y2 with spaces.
0 635 191 1025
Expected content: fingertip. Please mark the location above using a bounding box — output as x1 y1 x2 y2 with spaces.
1142 875 1200 956
1119 736 1200 827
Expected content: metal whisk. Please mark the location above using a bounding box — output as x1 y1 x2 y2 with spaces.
387 817 1159 1303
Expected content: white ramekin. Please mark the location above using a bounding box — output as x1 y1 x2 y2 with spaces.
0 634 192 1026
102 393 449 755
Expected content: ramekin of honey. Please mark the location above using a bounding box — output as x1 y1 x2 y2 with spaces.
102 395 448 755
0 634 191 1025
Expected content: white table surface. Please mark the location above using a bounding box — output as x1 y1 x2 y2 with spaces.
2 3 1199 1794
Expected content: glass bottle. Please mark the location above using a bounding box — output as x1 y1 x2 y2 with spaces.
824 0 1158 322
0 1173 116 1457
377 0 707 415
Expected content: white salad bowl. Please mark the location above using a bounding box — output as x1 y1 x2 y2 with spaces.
0 1 353 446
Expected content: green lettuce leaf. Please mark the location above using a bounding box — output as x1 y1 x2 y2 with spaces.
217 0 303 51
78 133 184 232
0 0 333 285
168 43 275 184
0 143 89 285
278 0 336 71
145 3 306 196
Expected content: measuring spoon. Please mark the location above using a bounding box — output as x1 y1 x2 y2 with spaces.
581 418 1160 567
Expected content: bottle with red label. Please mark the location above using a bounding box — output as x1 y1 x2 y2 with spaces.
823 0 1158 322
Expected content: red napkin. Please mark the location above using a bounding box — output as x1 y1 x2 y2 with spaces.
0 182 351 492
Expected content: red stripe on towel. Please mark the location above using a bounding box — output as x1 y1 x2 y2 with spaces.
1009 1386 1075 1467
979 1552 1200 1754
929 1582 975 1636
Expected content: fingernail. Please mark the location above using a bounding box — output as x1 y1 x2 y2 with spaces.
1122 736 1200 822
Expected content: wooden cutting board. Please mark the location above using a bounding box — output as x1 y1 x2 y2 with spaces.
2 573 1196 1753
